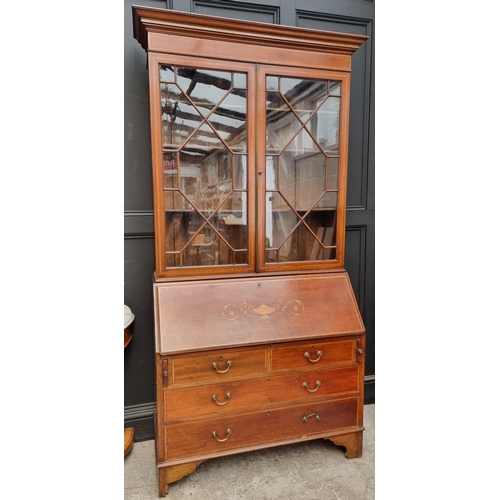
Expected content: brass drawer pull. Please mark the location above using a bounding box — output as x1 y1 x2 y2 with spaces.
356 339 363 363
211 360 232 373
211 392 232 405
212 428 232 442
302 380 321 393
303 413 321 423
304 350 323 363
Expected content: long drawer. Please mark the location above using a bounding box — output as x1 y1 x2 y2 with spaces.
163 397 358 460
163 365 359 420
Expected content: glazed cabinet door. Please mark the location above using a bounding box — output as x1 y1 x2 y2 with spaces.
148 53 256 278
256 65 351 272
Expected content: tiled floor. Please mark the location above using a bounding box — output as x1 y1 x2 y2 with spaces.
124 404 374 499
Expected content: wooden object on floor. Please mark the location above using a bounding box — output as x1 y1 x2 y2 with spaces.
124 427 135 457
124 325 132 349
132 6 367 496
124 305 135 456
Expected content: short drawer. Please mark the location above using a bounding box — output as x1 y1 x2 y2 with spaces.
163 397 358 460
169 348 266 386
271 338 358 372
163 366 359 420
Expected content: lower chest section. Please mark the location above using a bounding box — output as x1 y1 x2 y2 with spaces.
156 335 365 463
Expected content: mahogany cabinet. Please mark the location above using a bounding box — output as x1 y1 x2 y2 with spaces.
132 5 367 496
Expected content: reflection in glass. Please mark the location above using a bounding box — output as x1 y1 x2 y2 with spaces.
267 192 299 252
282 79 327 113
315 191 338 210
327 158 339 190
160 66 175 82
212 90 247 152
160 81 224 149
265 75 340 263
266 105 302 152
163 152 178 189
177 68 231 117
233 73 247 88
234 155 247 190
329 81 341 96
160 65 249 269
266 76 279 90
310 96 340 155
165 212 189 267
163 190 186 212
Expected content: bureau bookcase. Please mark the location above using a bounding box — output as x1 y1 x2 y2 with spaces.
132 6 367 496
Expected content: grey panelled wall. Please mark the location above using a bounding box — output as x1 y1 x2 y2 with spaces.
124 0 375 441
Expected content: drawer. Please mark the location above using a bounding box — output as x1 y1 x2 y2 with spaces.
271 338 357 372
164 397 358 460
169 348 267 386
163 366 359 420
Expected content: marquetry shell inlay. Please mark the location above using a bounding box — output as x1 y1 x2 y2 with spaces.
222 300 305 320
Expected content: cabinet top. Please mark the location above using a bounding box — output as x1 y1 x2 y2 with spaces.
132 5 368 57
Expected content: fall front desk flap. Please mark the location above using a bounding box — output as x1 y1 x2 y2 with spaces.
153 273 365 355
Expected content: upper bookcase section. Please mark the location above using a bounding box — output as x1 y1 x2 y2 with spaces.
132 5 368 71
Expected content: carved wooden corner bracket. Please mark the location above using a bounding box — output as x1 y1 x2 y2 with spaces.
326 431 364 458
159 460 207 496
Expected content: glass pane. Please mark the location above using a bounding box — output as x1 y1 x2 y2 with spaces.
266 76 279 90
266 105 302 152
159 65 175 82
265 156 278 190
163 190 186 211
215 238 234 265
183 146 232 213
219 194 247 250
304 210 336 261
234 155 247 190
266 249 278 262
220 192 247 223
185 122 225 150
316 191 338 210
161 84 192 148
281 79 327 113
185 213 208 245
159 65 249 270
210 90 247 152
290 125 321 155
296 221 318 261
329 81 341 96
165 211 189 256
266 193 298 251
233 73 247 88
295 153 327 211
163 152 178 189
177 68 231 117
183 240 212 266
327 158 339 190
265 74 336 265
311 96 340 155
278 150 297 209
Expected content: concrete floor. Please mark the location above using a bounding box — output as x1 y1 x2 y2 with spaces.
124 404 374 499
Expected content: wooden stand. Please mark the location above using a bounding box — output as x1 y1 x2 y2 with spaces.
124 322 134 457
124 427 135 456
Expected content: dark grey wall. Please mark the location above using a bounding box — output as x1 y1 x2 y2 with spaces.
124 0 374 441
